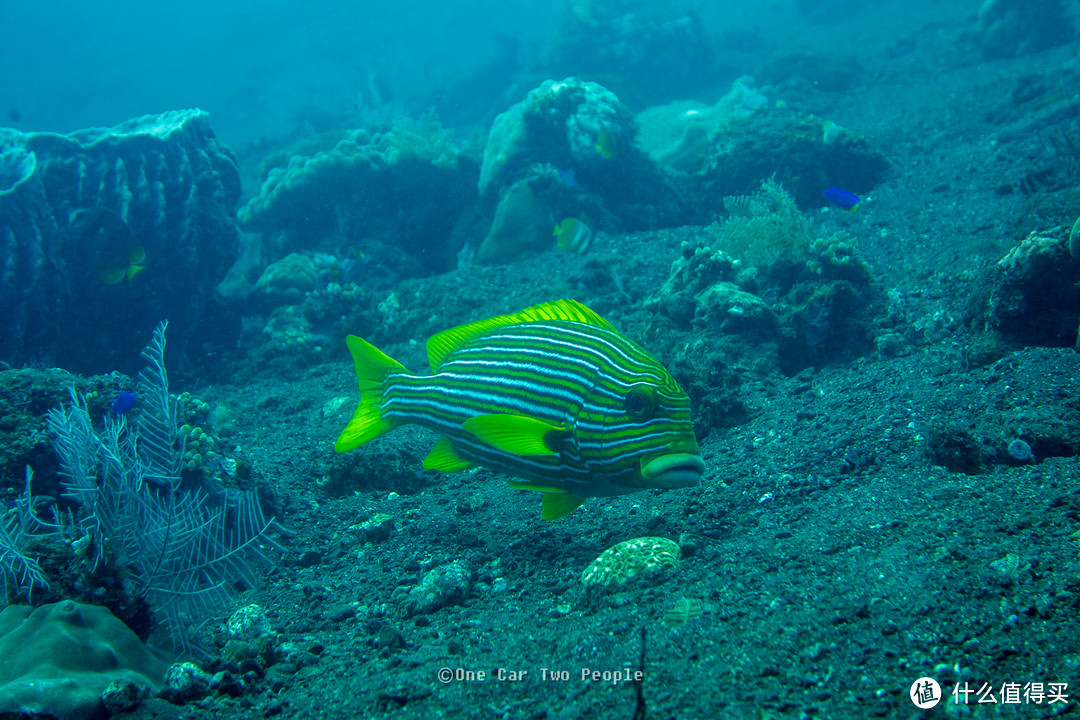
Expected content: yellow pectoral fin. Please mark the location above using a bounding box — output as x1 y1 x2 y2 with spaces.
423 437 477 472
462 414 565 456
541 492 585 521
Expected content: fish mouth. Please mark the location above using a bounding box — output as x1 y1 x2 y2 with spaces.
640 453 706 488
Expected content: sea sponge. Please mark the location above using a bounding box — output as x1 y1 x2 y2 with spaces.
581 537 681 590
0 601 168 720
475 179 553 264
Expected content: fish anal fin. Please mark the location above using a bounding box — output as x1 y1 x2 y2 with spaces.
541 492 585 521
423 437 476 472
462 414 566 456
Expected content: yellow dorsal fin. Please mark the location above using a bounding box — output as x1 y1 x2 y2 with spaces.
462 414 566 456
541 492 586 520
422 437 476 472
333 335 406 453
425 299 617 370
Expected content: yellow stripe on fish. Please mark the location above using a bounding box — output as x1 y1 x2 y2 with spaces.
335 299 704 520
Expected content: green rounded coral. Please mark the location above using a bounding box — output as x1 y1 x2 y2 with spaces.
582 536 681 589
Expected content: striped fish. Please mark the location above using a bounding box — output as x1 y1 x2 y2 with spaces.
335 299 704 520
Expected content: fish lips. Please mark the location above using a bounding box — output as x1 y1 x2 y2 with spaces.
640 452 706 488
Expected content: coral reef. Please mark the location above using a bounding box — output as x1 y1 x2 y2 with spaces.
0 109 241 374
474 77 679 263
544 0 716 104
0 469 49 602
967 229 1080 347
696 108 889 212
0 600 167 720
973 0 1076 58
255 252 318 305
42 324 274 654
239 116 475 276
649 179 878 373
636 77 769 173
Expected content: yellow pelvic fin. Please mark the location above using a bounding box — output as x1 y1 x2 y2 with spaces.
333 335 407 453
541 492 585 521
423 437 477 472
425 299 618 370
462 414 566 456
506 481 584 520
506 480 567 493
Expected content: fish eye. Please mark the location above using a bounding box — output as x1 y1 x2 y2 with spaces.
625 385 657 420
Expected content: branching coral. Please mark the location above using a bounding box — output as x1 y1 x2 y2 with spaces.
43 323 275 655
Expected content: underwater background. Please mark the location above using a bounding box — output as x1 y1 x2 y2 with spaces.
2 0 1080 718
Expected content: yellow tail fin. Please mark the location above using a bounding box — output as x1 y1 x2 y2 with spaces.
334 335 406 453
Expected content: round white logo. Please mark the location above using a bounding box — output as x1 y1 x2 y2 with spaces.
910 677 942 709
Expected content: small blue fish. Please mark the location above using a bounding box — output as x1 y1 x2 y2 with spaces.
823 188 861 211
110 391 138 415
556 168 577 189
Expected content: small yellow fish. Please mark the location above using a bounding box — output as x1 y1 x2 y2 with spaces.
594 129 618 159
822 120 841 145
553 217 593 254
70 207 147 284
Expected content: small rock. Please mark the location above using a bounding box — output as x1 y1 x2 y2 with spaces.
298 550 323 567
353 513 396 543
407 561 471 615
101 678 150 714
163 661 213 703
227 604 272 641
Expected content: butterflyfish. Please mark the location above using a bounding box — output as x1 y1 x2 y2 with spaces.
553 217 593 254
335 300 705 520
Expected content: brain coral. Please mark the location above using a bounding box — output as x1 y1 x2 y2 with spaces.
581 536 681 590
0 600 168 720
